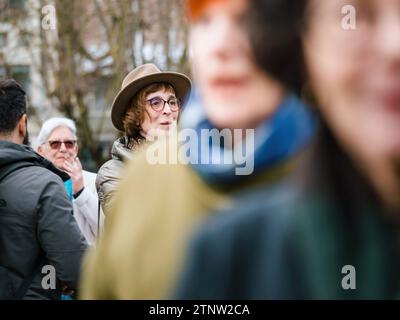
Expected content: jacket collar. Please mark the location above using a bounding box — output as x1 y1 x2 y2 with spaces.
0 140 70 182
111 136 133 162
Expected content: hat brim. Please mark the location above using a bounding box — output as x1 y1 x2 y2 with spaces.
111 72 192 131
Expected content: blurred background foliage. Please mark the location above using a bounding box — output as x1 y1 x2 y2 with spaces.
0 0 190 170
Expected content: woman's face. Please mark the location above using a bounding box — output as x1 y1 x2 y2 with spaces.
190 0 284 130
303 0 400 161
37 126 78 169
140 89 180 138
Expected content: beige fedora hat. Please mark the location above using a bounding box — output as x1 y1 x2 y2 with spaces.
111 63 192 131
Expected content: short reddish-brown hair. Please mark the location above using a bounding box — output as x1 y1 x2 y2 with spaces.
122 82 175 148
185 0 227 21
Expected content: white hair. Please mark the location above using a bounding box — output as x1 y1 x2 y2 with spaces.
35 117 77 151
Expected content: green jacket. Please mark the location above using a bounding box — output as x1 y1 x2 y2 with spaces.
175 129 400 299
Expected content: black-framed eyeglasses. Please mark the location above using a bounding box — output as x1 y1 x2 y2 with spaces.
46 140 77 150
145 97 182 112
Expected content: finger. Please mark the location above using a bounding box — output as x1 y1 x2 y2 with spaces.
63 161 74 171
75 157 83 170
59 163 70 173
63 160 72 167
61 165 74 176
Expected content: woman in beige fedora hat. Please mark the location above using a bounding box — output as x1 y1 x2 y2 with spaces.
96 63 191 214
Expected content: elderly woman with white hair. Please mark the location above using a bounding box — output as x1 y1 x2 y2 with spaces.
36 117 104 246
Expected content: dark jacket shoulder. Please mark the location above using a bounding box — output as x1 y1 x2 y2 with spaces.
0 140 87 300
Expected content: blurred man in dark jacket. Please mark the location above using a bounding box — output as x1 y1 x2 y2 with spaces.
0 79 87 300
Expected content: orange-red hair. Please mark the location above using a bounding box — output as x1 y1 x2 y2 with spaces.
185 0 227 21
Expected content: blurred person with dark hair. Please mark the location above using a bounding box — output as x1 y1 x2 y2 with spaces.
0 79 87 299
96 64 191 215
36 117 104 246
175 0 400 299
80 0 316 299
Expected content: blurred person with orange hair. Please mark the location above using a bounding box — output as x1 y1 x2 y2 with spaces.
79 0 316 299
175 0 400 299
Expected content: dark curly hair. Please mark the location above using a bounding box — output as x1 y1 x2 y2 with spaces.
122 82 175 149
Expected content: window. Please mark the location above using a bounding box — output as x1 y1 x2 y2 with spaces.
0 66 6 78
10 65 30 91
0 65 30 91
0 0 25 20
0 33 7 48
7 0 25 9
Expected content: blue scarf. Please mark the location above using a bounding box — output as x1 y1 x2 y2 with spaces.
181 93 318 184
64 179 73 202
